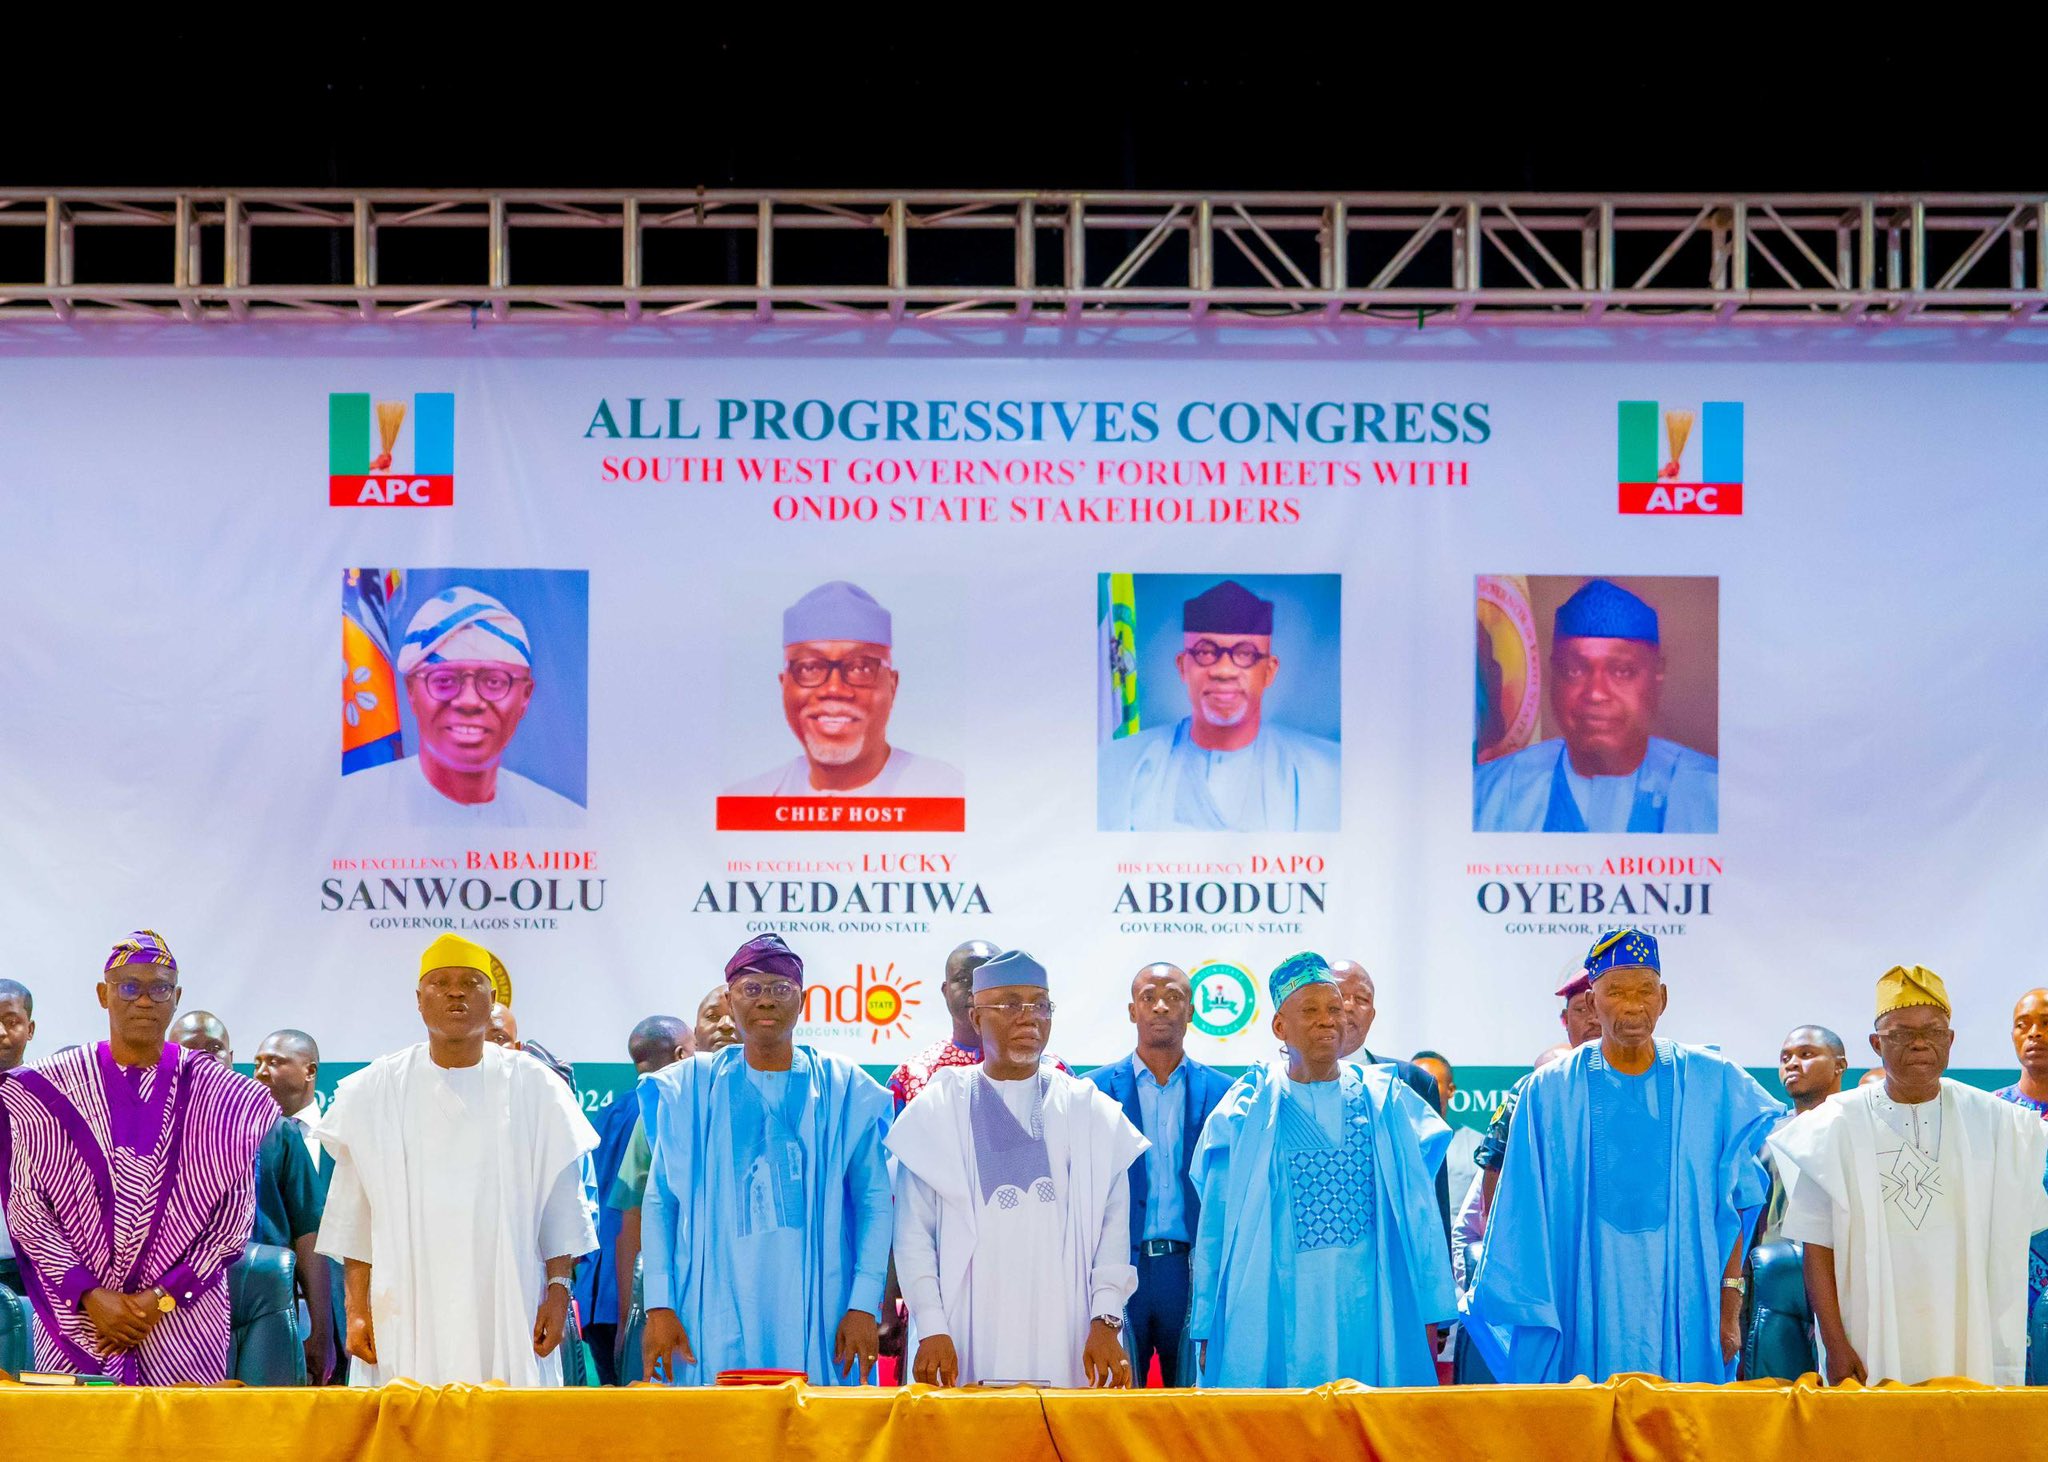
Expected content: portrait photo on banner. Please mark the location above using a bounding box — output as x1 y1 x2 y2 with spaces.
339 566 590 828
1097 572 1340 833
715 574 967 832
1473 573 1718 835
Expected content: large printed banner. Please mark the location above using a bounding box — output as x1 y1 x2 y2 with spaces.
2 323 2043 1106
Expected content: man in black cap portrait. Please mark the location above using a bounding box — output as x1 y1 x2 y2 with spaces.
1098 578 1339 831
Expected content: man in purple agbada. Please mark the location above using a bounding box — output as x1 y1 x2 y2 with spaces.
0 930 277 1383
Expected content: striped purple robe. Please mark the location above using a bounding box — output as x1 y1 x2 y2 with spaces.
0 1041 277 1383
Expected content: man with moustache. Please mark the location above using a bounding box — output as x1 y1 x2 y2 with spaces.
1474 578 1717 833
1190 954 1454 1387
888 950 1147 1387
315 933 598 1385
1329 961 1447 1238
640 936 893 1386
1086 962 1233 1385
726 581 963 797
170 1012 335 1383
1099 579 1340 832
0 932 277 1384
342 585 584 826
1773 968 2048 1385
0 979 34 1292
1468 929 1782 1383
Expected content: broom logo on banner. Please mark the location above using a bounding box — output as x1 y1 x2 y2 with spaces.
1617 400 1743 515
330 392 455 507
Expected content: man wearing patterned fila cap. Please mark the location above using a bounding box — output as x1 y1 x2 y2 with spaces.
888 949 1147 1387
638 934 894 1386
1474 577 1717 833
1188 953 1455 1387
1771 966 2048 1384
1468 928 1781 1383
726 581 964 798
0 931 277 1383
1099 578 1340 831
314 933 598 1385
342 584 583 826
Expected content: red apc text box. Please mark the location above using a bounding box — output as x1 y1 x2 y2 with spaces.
330 474 456 507
715 796 966 832
1618 482 1743 515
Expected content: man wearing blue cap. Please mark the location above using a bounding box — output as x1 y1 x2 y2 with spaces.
638 934 894 1385
887 949 1148 1387
726 581 964 798
1467 929 1781 1383
1473 578 1717 833
1188 953 1456 1387
1099 579 1340 832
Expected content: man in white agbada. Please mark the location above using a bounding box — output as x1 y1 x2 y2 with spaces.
315 934 598 1385
341 584 585 828
1772 965 2048 1385
725 581 964 798
887 949 1148 1387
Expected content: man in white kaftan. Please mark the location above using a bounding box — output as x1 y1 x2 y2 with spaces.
887 949 1147 1387
1772 965 2048 1385
315 933 598 1386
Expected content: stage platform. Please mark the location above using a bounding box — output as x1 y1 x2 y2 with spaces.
3 1375 2043 1461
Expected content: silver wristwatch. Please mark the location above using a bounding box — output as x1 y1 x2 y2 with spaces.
548 1275 575 1295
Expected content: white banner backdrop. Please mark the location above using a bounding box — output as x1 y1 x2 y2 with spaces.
2 322 2044 1093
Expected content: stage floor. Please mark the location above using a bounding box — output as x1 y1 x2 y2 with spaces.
4 1375 2046 1461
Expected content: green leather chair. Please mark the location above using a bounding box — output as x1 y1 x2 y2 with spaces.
1742 1240 1817 1380
0 1266 31 1376
229 1242 306 1386
2028 1288 2048 1385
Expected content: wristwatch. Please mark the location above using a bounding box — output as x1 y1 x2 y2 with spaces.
1721 1277 1747 1296
1090 1314 1123 1329
547 1275 574 1296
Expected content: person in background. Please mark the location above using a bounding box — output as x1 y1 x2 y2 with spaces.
169 1012 334 1383
1412 1051 1480 1205
1775 967 2048 1385
315 933 598 1385
1327 961 1447 1237
695 985 738 1055
1752 1026 1849 1252
1086 962 1232 1386
0 932 275 1383
1992 988 2048 1371
0 978 34 1292
253 1027 345 1383
888 941 1000 1111
1475 964 1603 1218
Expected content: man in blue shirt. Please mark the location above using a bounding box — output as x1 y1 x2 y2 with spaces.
1088 963 1233 1385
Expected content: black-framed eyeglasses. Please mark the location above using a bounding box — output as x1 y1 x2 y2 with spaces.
785 655 890 689
111 978 177 1003
734 978 801 1002
1185 640 1268 668
976 999 1055 1018
409 667 530 703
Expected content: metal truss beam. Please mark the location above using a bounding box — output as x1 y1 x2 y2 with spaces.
2 190 2044 325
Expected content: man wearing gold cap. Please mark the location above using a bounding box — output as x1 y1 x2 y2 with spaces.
313 933 600 1385
1770 966 2048 1385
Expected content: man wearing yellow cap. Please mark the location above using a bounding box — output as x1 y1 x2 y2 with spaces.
313 934 600 1385
1770 966 2048 1385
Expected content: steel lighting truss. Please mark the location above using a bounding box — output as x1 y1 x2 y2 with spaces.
2 189 2043 325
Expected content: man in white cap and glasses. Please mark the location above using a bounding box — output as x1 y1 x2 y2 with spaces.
342 583 583 826
886 949 1147 1387
726 580 963 798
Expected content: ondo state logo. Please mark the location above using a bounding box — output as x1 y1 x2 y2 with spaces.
1188 959 1258 1039
800 963 922 1044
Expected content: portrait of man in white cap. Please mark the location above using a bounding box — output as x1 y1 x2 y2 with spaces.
341 583 584 826
725 581 963 798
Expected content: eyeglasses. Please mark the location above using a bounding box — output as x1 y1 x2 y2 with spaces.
1876 1027 1951 1050
1185 640 1268 669
410 667 530 703
110 978 177 1003
734 978 801 1002
785 655 890 689
976 1000 1055 1018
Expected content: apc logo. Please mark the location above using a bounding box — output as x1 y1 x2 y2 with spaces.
1617 400 1743 515
797 962 922 1045
1188 960 1259 1039
329 392 454 507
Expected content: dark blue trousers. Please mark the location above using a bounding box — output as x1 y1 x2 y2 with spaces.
1127 1247 1192 1386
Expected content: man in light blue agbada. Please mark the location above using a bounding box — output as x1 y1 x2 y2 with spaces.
1473 579 1717 833
639 934 893 1385
1188 953 1456 1387
1099 580 1339 832
1467 929 1782 1383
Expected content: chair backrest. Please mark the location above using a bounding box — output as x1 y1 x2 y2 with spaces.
1742 1239 1817 1380
229 1242 306 1386
2028 1288 2048 1386
0 1273 32 1377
